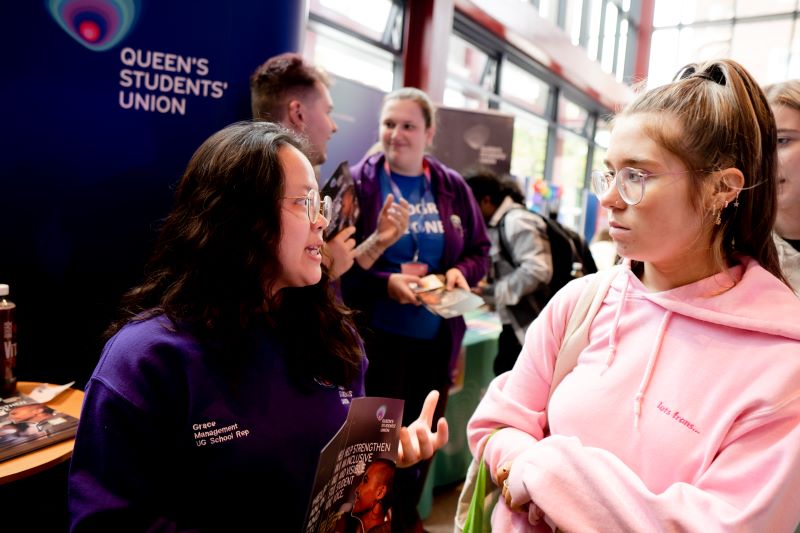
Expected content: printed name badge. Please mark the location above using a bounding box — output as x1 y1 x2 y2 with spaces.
400 262 428 277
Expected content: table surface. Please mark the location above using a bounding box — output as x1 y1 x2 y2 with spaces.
0 381 84 485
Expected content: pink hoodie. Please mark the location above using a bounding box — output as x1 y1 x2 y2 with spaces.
467 257 800 532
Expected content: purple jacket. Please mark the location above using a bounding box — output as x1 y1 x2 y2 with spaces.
343 153 490 377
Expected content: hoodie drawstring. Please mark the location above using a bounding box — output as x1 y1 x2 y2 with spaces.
602 273 630 372
633 310 672 429
602 267 674 429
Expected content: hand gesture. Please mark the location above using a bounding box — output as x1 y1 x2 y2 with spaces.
324 226 357 279
397 390 449 467
387 273 422 305
376 193 410 248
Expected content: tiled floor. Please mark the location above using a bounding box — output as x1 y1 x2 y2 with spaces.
423 481 463 533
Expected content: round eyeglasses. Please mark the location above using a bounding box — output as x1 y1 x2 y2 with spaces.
591 167 696 206
284 188 332 224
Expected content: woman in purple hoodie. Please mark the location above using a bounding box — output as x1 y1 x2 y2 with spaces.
468 59 800 531
67 121 447 532
344 87 490 531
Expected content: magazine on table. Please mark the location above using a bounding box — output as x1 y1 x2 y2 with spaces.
303 396 404 533
0 393 79 462
321 161 360 241
413 274 486 319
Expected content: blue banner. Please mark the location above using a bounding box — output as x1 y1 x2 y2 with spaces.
1 1 306 387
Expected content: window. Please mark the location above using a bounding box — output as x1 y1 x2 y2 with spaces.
446 4 626 232
592 117 611 180
648 0 800 90
306 21 396 92
788 18 800 78
306 0 403 92
537 0 561 27
736 0 796 19
552 129 590 229
587 0 604 60
500 102 549 185
558 96 591 138
313 0 402 47
499 61 550 117
565 0 585 46
601 2 619 73
448 34 496 90
730 19 793 84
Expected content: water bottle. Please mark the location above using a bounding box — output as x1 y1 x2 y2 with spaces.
0 284 17 396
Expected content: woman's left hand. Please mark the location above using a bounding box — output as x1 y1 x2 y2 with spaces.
445 268 469 291
397 390 449 467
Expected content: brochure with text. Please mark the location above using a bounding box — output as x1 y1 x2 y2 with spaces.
303 396 404 533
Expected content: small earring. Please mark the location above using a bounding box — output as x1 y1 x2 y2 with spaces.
714 208 721 225
733 193 740 208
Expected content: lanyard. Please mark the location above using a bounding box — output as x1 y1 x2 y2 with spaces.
382 159 432 197
382 159 432 262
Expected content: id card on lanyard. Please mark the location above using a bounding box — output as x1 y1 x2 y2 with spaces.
384 160 432 276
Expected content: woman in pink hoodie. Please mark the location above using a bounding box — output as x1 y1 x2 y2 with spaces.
467 58 800 532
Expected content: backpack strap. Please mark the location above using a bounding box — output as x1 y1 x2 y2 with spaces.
547 268 618 407
496 207 524 268
543 216 585 278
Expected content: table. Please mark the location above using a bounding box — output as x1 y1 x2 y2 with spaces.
0 381 84 485
418 309 501 518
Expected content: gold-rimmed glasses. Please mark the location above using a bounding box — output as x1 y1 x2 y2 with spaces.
284 188 332 224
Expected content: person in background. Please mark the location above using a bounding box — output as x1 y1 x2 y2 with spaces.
344 87 490 532
589 226 618 270
464 168 553 374
763 80 800 294
250 52 410 279
67 122 448 532
467 59 800 531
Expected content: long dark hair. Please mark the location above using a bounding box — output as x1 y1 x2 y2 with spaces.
109 121 362 387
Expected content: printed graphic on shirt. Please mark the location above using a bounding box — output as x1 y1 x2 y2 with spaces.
191 420 251 447
338 387 353 405
656 401 701 434
314 377 353 406
408 200 445 235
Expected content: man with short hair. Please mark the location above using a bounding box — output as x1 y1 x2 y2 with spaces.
250 53 338 166
250 53 408 279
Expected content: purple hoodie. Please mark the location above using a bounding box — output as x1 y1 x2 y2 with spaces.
343 152 490 376
68 315 366 531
